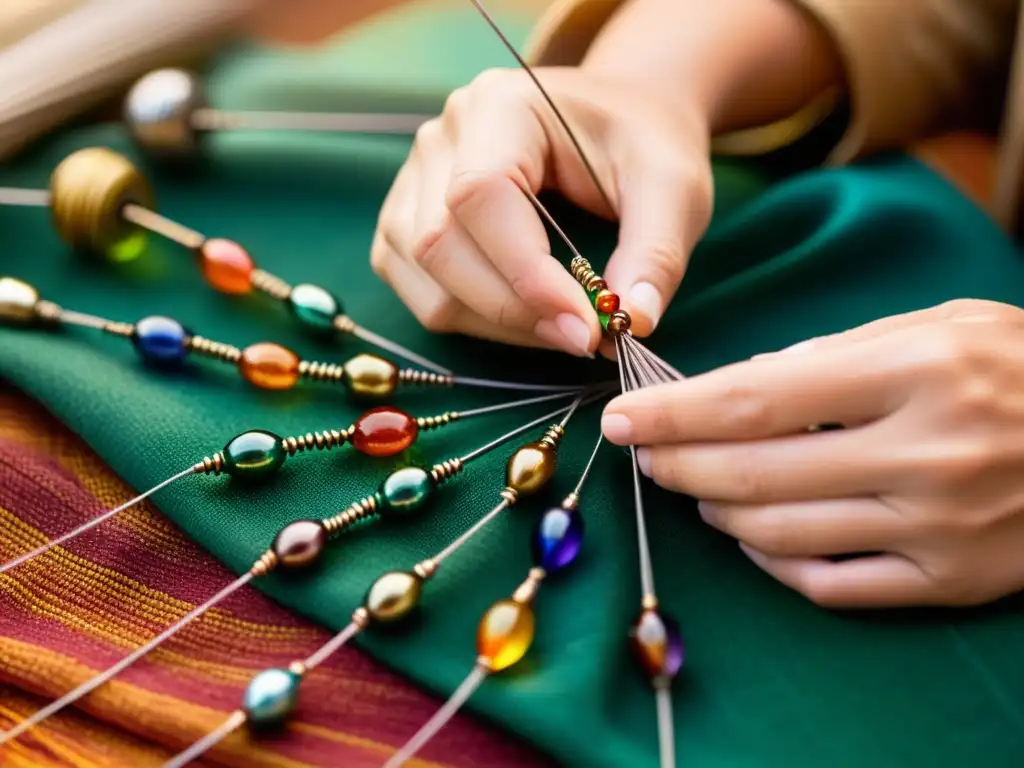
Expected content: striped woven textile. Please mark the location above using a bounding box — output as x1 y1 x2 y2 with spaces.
0 384 546 767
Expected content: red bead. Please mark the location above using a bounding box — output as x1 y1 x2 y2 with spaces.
595 289 620 314
351 407 419 457
199 238 254 295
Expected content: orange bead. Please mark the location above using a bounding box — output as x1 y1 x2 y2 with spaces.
477 599 535 672
199 238 254 295
240 343 300 390
594 289 620 314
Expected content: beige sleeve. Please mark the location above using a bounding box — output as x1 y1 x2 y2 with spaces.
524 0 1018 163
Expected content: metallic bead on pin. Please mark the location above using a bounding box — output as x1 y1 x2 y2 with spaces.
606 310 632 336
0 277 39 323
124 68 206 161
271 520 327 569
364 571 423 623
344 353 399 399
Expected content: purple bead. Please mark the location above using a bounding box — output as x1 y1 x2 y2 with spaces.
531 506 584 573
629 609 685 682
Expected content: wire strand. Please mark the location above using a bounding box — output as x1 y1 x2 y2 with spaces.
458 389 579 419
161 710 247 768
655 681 677 768
432 500 509 566
452 375 582 393
302 620 363 671
349 324 452 375
0 188 51 206
571 433 605 499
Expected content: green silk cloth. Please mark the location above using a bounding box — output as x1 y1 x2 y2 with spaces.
2 5 1023 767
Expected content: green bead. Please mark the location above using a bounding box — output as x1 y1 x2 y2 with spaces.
243 668 301 728
598 311 611 330
223 430 286 481
289 283 340 332
378 466 434 516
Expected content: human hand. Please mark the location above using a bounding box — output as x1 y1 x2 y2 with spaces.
371 66 713 356
601 300 1024 608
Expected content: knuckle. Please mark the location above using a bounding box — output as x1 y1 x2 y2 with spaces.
729 449 770 501
792 570 841 608
413 117 444 149
744 509 796 556
445 168 503 214
369 235 389 278
927 564 986 606
720 382 774 436
414 295 459 333
411 214 453 272
924 325 984 379
469 67 523 95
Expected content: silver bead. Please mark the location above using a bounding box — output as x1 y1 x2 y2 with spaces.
0 277 39 323
124 69 205 160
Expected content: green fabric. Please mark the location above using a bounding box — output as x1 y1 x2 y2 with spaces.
2 8 1024 768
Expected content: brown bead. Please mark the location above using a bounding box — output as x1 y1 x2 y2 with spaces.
505 443 557 496
594 289 620 314
343 354 398 399
606 310 632 336
240 343 300 390
272 520 327 569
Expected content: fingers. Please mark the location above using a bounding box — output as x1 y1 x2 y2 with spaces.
698 498 906 557
740 548 935 609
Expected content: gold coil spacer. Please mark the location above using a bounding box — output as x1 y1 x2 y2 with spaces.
250 269 292 301
103 322 135 337
193 452 225 475
288 661 308 677
298 360 346 383
641 594 659 611
250 550 279 577
282 429 350 455
500 487 520 505
49 147 154 258
333 314 357 334
187 336 242 363
569 255 597 288
512 567 547 605
323 494 380 534
398 369 455 387
414 559 438 581
32 300 62 325
351 606 371 628
562 491 580 510
538 424 565 451
429 458 464 485
416 412 459 431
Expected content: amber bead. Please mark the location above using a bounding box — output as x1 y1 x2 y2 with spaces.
272 520 327 569
629 608 685 683
364 571 423 624
240 343 300 390
351 407 419 457
198 238 254 295
343 354 399 399
505 444 557 496
477 599 536 672
594 289 620 315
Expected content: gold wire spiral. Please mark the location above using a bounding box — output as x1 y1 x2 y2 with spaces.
282 429 351 455
187 336 242 363
398 369 455 387
333 314 357 334
250 549 279 577
251 269 292 301
500 487 519 505
193 452 225 475
429 458 464 485
570 256 607 293
416 412 460 431
49 147 154 256
298 360 346 382
102 322 135 337
323 494 380 535
538 424 565 451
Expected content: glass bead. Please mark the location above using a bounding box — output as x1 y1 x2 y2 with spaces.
240 343 300 390
198 238 254 295
223 430 286 481
477 599 535 672
0 277 39 323
289 283 341 332
594 289 620 315
505 444 557 496
242 668 301 728
351 407 419 457
378 467 434 516
343 354 399 399
132 315 189 368
365 571 423 623
531 507 585 573
272 520 327 569
629 608 685 682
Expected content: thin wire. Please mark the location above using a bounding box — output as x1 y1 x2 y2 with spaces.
452 375 582 393
192 108 433 135
121 203 206 250
466 0 614 214
162 710 247 768
624 334 684 382
524 188 589 262
458 389 578 419
383 664 490 768
0 571 255 745
0 466 196 575
432 500 509 566
350 324 452 375
0 188 51 206
56 308 121 332
655 682 677 768
303 620 363 671
571 433 605 499
458 392 592 464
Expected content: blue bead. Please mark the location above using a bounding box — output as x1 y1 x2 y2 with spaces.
531 506 584 573
133 315 188 368
242 668 301 728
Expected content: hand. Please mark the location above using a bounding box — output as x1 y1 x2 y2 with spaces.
601 300 1024 608
371 66 713 356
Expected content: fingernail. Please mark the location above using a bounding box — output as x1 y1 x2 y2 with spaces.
637 447 652 478
601 413 632 443
628 282 664 330
697 501 716 522
555 313 594 356
535 317 594 358
739 541 767 567
780 340 815 355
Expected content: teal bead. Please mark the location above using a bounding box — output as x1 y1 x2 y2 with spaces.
378 466 434 516
242 668 301 728
222 430 286 481
289 283 340 332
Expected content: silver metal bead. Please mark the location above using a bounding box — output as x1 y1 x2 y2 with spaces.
124 69 205 160
0 277 39 323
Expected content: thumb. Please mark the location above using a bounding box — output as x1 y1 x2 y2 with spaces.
602 157 714 336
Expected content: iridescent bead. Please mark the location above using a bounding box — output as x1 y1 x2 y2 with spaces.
242 668 301 728
351 407 419 457
0 277 39 323
289 283 340 333
629 608 685 683
364 571 423 623
506 444 557 496
272 520 327 569
477 599 535 672
198 238 254 295
593 289 620 315
132 315 189 368
531 507 584 573
343 354 399 399
123 68 206 161
378 467 434 516
240 343 300 390
222 430 286 481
